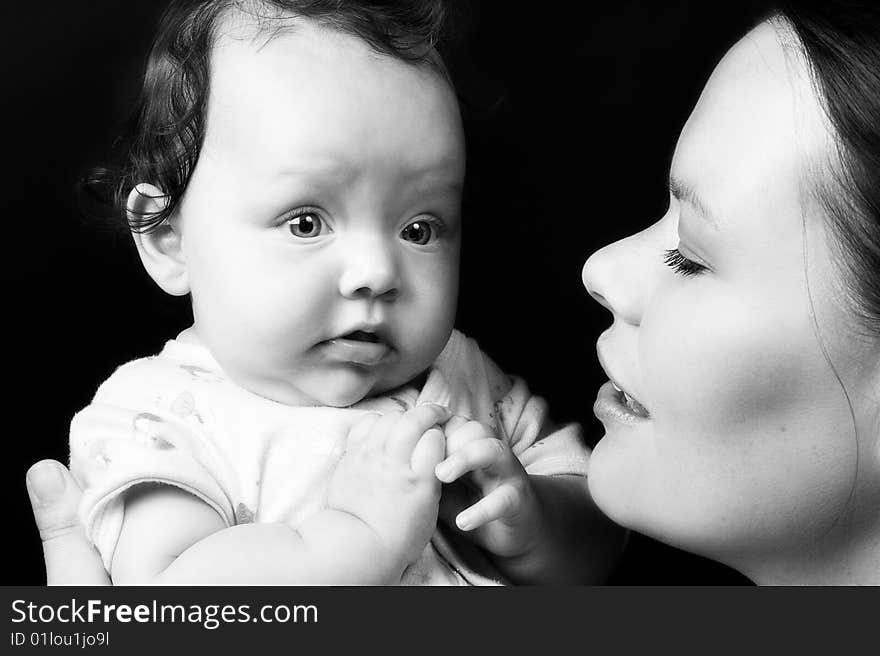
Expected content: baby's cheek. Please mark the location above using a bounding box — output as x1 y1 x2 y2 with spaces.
402 269 457 358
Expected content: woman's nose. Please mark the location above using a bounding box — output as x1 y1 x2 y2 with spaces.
582 232 649 327
338 236 400 301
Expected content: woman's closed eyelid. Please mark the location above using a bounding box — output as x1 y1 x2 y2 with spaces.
677 242 709 266
670 219 712 268
663 247 709 276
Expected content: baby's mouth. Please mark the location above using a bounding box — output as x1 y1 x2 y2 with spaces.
340 330 381 343
319 329 393 366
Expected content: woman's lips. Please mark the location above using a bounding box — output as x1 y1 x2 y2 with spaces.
594 381 651 425
610 381 650 417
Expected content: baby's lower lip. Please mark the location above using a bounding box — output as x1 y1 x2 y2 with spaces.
319 338 392 366
593 381 651 425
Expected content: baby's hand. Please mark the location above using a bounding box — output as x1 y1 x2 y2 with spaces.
435 418 543 560
328 404 449 569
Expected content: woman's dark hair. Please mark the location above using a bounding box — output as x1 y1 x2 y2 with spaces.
775 0 880 334
82 0 451 234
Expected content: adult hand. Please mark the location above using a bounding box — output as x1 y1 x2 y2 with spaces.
26 460 110 585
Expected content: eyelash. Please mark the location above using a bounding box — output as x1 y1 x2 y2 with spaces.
663 248 707 276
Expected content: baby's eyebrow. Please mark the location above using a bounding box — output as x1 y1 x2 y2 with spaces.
668 174 721 229
406 175 463 194
275 160 352 180
399 160 465 190
274 160 463 190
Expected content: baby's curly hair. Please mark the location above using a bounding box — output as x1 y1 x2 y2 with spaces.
82 0 452 234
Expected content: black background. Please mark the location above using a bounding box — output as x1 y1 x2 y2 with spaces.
3 1 774 584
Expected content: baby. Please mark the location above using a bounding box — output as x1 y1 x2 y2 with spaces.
70 0 619 585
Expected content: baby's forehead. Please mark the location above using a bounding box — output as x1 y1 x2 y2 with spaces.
207 8 448 84
197 13 463 186
205 14 454 113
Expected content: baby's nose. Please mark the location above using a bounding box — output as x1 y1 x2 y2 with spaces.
338 238 400 301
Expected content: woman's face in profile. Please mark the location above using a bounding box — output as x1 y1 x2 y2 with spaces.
582 22 879 575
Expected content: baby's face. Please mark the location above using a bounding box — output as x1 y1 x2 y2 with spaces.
172 21 465 406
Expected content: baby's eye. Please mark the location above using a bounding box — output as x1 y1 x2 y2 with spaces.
400 219 438 245
286 211 327 238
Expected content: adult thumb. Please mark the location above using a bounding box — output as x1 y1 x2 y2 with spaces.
26 460 110 585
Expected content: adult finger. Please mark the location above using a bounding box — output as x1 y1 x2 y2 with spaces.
385 404 451 463
26 460 110 586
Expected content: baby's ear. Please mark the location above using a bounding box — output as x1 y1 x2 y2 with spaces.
128 183 190 296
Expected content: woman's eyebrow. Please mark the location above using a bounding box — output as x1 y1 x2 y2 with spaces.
668 174 721 229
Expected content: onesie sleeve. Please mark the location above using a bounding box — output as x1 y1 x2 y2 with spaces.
493 374 591 477
69 358 236 572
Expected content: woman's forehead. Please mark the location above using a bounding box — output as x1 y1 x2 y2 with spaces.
670 22 831 234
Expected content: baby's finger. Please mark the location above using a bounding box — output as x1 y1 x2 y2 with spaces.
443 419 493 456
442 414 470 436
455 483 521 532
385 404 451 462
409 427 445 478
435 437 509 483
347 412 382 444
364 412 405 451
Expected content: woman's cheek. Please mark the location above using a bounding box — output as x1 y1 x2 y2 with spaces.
641 284 824 447
639 285 857 542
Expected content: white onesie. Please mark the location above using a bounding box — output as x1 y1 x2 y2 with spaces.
69 329 591 585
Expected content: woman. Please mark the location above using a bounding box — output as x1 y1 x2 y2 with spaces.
28 1 879 584
582 1 879 584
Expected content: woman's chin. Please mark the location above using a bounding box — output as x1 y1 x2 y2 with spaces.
588 427 691 549
588 440 754 571
586 433 644 531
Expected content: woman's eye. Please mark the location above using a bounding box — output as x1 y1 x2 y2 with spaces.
400 219 437 245
663 248 707 276
287 212 325 238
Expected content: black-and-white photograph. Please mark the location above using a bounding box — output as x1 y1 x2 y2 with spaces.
3 0 878 628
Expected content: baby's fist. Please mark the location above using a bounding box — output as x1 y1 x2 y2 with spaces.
329 405 449 567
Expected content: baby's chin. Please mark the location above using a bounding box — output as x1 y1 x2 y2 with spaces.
307 383 377 408
242 366 407 408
